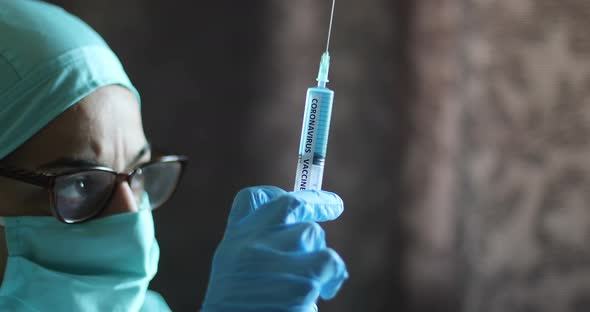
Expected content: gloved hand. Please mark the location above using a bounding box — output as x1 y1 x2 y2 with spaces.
201 186 348 312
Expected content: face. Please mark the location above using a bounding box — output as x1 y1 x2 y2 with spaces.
0 85 151 218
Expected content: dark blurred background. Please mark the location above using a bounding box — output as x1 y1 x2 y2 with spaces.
48 1 590 311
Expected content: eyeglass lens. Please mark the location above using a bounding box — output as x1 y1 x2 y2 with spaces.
53 161 182 223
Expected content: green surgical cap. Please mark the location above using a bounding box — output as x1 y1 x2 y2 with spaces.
0 0 140 160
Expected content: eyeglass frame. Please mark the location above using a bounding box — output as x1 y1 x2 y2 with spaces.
0 154 188 224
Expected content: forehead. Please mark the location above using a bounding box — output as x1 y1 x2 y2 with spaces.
3 85 147 171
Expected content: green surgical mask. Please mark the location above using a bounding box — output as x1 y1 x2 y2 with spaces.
0 206 169 312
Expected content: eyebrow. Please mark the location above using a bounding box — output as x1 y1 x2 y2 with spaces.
36 142 151 171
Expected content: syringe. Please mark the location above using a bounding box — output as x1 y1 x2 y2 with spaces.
293 0 336 191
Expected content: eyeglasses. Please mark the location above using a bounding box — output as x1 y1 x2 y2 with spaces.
0 154 187 224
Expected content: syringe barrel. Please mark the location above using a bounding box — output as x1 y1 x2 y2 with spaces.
294 86 334 191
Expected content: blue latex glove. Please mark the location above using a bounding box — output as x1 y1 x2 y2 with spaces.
201 186 348 312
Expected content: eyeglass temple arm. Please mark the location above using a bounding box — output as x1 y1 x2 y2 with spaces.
0 167 52 187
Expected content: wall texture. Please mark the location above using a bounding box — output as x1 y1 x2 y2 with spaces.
403 1 590 312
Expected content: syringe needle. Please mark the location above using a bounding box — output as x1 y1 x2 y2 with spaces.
325 0 335 53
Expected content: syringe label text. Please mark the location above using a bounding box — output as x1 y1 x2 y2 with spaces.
304 99 318 153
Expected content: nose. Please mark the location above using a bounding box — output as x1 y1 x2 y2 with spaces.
101 181 139 217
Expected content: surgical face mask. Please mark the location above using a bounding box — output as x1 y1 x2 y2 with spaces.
0 196 160 312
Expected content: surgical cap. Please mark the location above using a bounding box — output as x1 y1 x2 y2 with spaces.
0 0 140 160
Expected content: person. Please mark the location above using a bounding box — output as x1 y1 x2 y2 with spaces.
0 1 348 311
